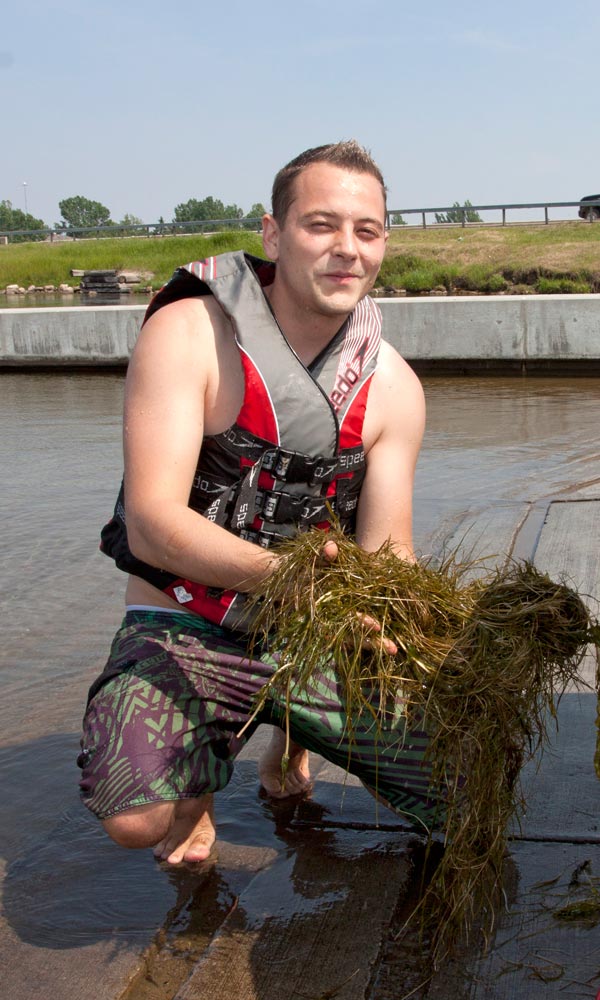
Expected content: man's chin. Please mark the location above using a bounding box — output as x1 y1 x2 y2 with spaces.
316 289 369 316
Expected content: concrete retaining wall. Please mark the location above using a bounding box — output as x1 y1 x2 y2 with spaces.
0 305 143 366
1 295 599 368
379 294 600 366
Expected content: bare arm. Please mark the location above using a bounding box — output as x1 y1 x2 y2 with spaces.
355 341 426 561
123 296 275 592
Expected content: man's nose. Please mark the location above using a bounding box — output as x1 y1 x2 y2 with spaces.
333 225 358 257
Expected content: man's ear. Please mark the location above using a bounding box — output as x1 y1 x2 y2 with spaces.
261 213 280 261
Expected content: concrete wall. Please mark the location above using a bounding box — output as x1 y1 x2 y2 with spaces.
0 304 143 366
379 294 600 365
1 295 599 368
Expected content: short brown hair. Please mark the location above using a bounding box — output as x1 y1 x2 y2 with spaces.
271 140 387 224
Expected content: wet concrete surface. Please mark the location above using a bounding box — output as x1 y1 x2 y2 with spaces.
164 501 600 1000
1 373 600 1000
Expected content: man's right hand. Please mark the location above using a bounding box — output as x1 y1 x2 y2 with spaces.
318 539 398 655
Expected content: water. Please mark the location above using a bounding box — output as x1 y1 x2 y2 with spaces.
0 292 151 309
1 372 599 995
419 378 600 502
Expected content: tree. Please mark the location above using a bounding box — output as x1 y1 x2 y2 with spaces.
435 200 482 224
242 202 267 230
173 196 245 231
58 195 112 231
0 200 47 242
389 212 406 226
118 213 144 236
246 202 267 219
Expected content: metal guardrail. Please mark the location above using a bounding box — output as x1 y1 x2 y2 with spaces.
1 201 600 242
386 200 600 229
0 218 264 243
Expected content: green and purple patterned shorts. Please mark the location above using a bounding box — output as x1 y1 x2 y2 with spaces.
78 610 443 829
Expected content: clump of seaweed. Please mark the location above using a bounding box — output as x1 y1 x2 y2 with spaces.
247 527 600 963
532 859 600 926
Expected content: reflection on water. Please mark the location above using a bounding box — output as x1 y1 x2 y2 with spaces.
417 377 600 502
0 372 599 972
0 292 151 309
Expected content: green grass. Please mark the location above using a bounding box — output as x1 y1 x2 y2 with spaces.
0 231 264 290
384 222 600 288
378 223 600 293
377 256 512 294
536 276 592 294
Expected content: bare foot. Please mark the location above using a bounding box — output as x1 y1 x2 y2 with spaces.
152 794 216 865
259 728 311 798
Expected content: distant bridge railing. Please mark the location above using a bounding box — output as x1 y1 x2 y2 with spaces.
0 217 265 244
385 200 600 228
1 200 599 243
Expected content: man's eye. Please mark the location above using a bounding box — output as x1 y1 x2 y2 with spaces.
358 228 379 239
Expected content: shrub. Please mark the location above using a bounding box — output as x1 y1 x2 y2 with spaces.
536 277 591 294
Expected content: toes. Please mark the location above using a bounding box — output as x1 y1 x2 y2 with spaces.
155 829 215 865
260 772 286 797
165 844 187 865
181 832 215 863
260 766 312 799
153 834 178 861
283 770 312 795
259 743 312 799
152 834 169 858
151 797 216 865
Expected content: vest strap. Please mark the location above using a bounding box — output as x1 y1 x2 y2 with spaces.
227 442 366 532
261 448 338 484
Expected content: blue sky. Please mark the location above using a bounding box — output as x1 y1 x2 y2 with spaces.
2 0 599 226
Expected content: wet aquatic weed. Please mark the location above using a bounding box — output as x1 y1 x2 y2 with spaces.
248 527 600 963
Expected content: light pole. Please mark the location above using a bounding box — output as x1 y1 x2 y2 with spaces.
23 181 28 214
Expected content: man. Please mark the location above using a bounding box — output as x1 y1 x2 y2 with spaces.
78 140 434 866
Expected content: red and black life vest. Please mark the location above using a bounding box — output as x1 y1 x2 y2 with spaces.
101 251 382 631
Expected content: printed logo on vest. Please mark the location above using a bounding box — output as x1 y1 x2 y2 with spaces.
204 498 222 522
235 503 249 528
331 340 370 413
303 502 326 521
173 585 193 603
339 449 365 469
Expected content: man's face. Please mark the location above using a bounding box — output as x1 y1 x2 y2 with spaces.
262 163 388 320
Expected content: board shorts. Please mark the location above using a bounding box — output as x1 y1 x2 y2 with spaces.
78 610 444 830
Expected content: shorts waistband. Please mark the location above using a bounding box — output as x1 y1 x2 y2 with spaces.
121 608 235 643
126 603 187 614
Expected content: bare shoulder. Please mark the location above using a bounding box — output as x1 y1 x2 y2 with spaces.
130 296 229 375
126 294 241 437
374 340 423 396
363 341 425 450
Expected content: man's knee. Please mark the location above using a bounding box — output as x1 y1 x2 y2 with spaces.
102 801 173 849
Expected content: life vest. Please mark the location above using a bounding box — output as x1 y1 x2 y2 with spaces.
101 251 382 632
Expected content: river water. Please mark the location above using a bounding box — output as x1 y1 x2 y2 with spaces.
0 292 150 309
1 372 599 991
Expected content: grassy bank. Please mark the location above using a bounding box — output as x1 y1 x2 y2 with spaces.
0 231 264 292
381 222 600 294
1 222 599 295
